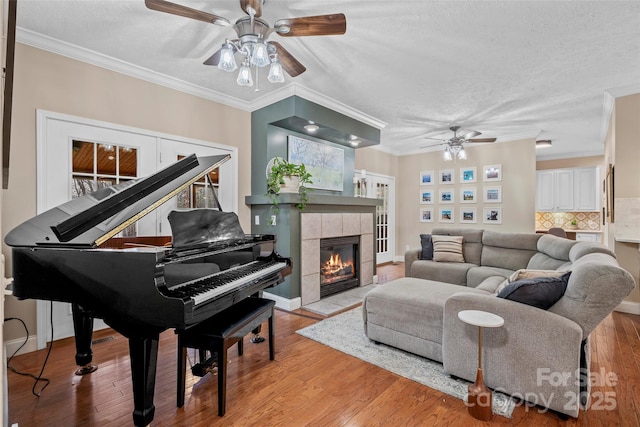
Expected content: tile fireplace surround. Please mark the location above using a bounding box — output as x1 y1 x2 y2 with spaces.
299 213 375 306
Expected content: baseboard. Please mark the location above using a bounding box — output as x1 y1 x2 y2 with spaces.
393 255 404 263
5 335 38 358
615 300 640 315
263 291 302 312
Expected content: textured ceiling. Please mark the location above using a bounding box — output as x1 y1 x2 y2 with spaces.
15 0 640 159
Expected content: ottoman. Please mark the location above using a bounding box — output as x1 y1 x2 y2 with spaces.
363 277 489 362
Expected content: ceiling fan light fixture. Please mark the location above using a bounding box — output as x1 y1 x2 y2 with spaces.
251 41 271 67
443 148 453 161
218 42 237 72
267 57 285 83
458 147 467 160
236 61 253 86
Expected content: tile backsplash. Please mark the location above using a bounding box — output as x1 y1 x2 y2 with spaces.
535 212 601 230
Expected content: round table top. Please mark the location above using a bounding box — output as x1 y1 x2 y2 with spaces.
458 310 504 328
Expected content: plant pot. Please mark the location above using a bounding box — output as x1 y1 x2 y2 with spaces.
280 175 300 193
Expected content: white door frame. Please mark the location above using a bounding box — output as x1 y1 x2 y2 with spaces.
35 109 238 349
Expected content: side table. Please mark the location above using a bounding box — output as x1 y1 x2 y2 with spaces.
458 309 504 421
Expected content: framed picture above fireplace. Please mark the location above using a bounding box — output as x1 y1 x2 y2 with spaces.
288 135 344 191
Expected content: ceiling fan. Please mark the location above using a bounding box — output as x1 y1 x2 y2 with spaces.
145 0 347 85
422 125 497 160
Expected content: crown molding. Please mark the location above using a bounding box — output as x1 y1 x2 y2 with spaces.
17 27 388 132
600 83 640 144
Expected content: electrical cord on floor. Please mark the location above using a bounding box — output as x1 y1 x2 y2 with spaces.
5 301 53 397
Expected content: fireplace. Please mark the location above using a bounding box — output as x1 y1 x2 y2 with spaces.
320 236 359 298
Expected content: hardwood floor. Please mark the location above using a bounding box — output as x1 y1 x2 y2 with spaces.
7 263 640 426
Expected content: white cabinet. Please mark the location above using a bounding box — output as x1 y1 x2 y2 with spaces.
574 167 600 211
536 169 575 211
536 167 600 212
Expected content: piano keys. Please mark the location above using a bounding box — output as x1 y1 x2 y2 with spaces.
5 154 291 426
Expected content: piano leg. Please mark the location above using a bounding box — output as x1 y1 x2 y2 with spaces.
71 304 98 375
129 334 159 427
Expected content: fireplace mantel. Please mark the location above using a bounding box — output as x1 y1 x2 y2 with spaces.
245 194 381 208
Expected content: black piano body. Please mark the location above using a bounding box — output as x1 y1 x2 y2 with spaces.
5 154 291 426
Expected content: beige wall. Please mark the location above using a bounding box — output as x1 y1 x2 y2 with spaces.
393 139 537 256
355 146 399 178
2 43 251 342
610 93 640 303
536 155 604 171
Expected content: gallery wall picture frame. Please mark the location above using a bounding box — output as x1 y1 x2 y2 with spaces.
439 207 454 223
460 207 477 223
483 207 502 224
460 187 477 204
439 189 454 203
439 169 454 184
460 166 477 183
484 186 502 203
419 208 434 222
420 170 434 185
483 164 502 182
420 189 434 204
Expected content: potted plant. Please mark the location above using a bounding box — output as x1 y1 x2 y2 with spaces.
569 219 578 229
266 157 313 214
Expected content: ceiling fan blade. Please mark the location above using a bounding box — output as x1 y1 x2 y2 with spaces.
467 138 497 143
271 42 306 77
240 0 262 18
145 0 230 26
461 130 481 139
274 13 346 37
421 142 448 149
424 136 447 141
203 48 223 66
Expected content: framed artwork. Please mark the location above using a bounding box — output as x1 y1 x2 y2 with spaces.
460 187 477 203
439 189 454 203
439 207 454 223
460 207 477 223
484 186 502 203
419 208 434 222
420 170 434 185
288 135 344 191
483 164 502 182
483 207 502 224
420 189 434 204
439 169 454 184
460 167 477 183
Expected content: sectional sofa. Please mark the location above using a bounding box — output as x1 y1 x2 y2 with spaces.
363 228 635 417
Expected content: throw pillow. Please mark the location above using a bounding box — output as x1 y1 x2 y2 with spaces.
419 234 433 260
495 269 566 295
431 235 465 263
497 271 571 310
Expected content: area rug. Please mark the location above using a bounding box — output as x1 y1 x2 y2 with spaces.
296 306 515 418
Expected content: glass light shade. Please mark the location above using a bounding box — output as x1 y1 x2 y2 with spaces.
251 42 271 67
443 149 453 161
217 43 237 72
268 60 285 83
236 63 253 86
458 148 467 160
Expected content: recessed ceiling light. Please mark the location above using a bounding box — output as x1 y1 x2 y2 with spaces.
304 122 319 132
350 139 361 147
536 140 552 148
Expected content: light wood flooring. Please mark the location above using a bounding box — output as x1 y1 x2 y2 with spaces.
6 263 640 426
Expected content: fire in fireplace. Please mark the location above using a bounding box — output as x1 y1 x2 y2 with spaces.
319 236 359 298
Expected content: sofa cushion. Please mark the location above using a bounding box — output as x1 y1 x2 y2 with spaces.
419 234 433 260
481 231 541 271
432 235 465 262
466 266 515 288
432 228 483 265
410 260 477 286
497 271 571 309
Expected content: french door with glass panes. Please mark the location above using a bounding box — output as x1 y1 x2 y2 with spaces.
35 110 237 348
354 171 395 264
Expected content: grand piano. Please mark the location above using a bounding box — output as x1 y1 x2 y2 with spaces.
5 154 291 426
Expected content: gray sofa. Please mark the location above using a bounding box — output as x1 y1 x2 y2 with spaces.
363 228 635 417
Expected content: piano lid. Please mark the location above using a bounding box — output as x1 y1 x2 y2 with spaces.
5 154 231 248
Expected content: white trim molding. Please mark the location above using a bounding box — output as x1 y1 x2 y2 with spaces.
615 300 640 315
263 291 302 312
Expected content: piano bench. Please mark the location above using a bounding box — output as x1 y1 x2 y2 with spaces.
176 297 276 416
